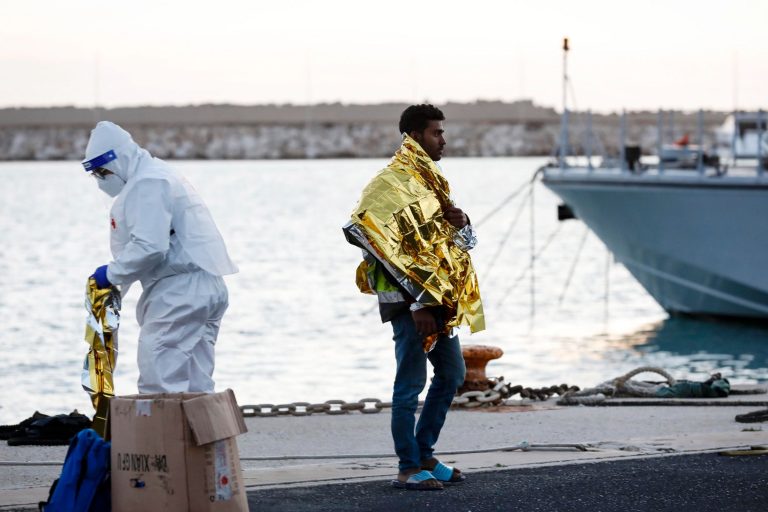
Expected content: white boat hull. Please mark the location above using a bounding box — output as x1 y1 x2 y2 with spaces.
543 171 768 319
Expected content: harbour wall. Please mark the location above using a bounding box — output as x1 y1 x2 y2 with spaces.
0 101 727 160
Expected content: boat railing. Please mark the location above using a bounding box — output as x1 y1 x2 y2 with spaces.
551 108 766 179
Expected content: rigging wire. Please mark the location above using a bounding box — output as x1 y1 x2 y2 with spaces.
604 248 612 321
481 191 530 281
529 172 536 318
568 78 579 116
556 226 589 306
495 222 563 308
474 179 532 229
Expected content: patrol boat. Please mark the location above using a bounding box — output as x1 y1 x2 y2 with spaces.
541 109 768 320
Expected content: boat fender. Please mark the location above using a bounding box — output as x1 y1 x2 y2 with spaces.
557 203 576 221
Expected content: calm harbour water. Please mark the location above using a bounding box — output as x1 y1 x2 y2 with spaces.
1 158 767 424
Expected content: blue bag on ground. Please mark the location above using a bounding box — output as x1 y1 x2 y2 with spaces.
40 428 111 512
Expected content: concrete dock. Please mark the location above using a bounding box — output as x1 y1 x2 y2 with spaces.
1 393 767 511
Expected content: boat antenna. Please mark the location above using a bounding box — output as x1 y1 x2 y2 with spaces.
559 37 570 169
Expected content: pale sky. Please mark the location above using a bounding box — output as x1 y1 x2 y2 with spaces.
1 0 765 112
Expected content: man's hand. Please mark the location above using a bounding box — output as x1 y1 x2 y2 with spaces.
411 308 438 337
443 206 468 228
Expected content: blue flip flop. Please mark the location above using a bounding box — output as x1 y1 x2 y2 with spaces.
428 462 466 484
391 470 444 491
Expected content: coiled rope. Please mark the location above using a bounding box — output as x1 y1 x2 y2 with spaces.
558 366 676 405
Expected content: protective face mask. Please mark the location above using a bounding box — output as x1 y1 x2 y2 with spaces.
96 174 126 197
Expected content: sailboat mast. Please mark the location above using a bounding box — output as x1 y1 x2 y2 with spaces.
559 37 570 170
562 37 568 114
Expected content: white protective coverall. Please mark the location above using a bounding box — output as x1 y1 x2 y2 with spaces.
83 121 239 393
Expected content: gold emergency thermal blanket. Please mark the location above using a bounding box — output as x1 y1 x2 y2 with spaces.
345 135 485 351
81 277 120 437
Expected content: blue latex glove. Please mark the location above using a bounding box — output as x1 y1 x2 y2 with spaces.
91 265 111 289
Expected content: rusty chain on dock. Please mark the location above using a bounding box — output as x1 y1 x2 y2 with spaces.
239 377 580 418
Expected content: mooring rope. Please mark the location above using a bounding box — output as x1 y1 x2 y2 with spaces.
0 442 589 467
558 366 677 405
238 442 588 461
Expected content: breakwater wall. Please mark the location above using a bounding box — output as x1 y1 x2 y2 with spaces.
0 102 727 160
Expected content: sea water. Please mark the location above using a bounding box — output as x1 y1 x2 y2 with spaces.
1 158 767 424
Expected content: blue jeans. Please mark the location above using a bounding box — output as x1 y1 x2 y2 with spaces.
390 310 466 471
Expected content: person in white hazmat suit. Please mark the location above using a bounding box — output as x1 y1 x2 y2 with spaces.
82 121 238 394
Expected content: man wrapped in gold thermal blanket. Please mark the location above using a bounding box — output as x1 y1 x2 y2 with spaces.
343 135 485 352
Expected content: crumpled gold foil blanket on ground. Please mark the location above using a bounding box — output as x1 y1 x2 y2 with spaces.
82 277 120 437
345 135 485 351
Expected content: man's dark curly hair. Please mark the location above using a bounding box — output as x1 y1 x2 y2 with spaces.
398 104 445 135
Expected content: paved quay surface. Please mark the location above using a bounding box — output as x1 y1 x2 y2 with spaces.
1 393 767 511
247 452 768 512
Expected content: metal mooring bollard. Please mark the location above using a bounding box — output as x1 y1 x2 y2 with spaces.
460 345 504 392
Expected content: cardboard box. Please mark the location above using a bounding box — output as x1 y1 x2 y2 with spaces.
110 389 248 512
